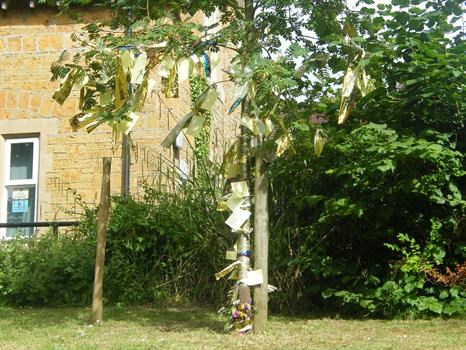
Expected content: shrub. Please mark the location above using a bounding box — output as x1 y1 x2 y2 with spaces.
0 161 231 307
103 169 232 305
0 231 95 306
269 122 466 317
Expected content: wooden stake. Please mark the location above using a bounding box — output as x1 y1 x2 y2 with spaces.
91 157 111 324
253 150 269 332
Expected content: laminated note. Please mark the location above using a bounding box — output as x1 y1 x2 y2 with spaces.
275 133 292 157
74 71 89 89
131 52 147 85
240 116 256 134
210 52 220 71
53 69 78 105
256 119 266 136
191 54 200 64
237 324 252 333
147 78 156 95
229 83 248 114
264 118 274 137
225 250 237 261
178 58 190 82
200 89 219 110
160 112 193 148
225 196 244 212
70 112 98 132
240 269 263 286
226 163 241 179
231 181 249 198
124 112 139 135
225 208 251 231
186 115 205 137
133 77 148 112
215 260 241 280
115 61 129 110
120 50 134 73
158 57 174 78
100 91 112 106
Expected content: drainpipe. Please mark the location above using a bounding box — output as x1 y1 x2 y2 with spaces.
121 12 132 197
121 135 130 196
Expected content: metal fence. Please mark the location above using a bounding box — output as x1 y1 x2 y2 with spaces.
0 221 80 237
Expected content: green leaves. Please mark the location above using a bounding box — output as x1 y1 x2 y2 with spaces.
324 198 364 218
375 159 395 173
271 117 465 317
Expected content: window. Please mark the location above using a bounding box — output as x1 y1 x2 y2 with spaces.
1 137 39 238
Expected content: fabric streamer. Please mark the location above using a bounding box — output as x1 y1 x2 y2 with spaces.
200 52 211 77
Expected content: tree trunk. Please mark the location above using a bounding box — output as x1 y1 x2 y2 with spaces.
237 99 252 306
253 151 269 332
91 157 111 324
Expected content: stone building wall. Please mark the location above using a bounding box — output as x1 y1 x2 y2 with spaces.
0 6 238 226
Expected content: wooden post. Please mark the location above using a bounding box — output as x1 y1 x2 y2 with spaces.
52 223 59 237
253 150 269 332
91 157 111 324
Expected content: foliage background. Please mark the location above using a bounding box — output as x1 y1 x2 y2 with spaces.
2 0 463 318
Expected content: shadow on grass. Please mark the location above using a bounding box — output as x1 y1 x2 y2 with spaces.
105 305 226 333
0 305 226 334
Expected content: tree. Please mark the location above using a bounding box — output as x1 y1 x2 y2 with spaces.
50 0 346 332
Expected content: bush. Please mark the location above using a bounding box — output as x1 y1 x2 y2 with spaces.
267 0 465 317
0 161 231 307
269 123 466 317
0 231 95 306
103 168 232 305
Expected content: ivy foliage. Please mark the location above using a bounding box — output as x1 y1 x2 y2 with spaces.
190 75 211 166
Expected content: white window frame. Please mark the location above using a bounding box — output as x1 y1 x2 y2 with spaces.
1 137 39 239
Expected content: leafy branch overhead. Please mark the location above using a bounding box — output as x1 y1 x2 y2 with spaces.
50 5 324 156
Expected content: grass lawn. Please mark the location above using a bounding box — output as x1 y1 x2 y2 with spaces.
0 306 464 350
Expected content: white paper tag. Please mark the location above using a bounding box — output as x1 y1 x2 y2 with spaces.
240 269 263 286
131 52 147 85
178 58 190 82
225 196 244 212
225 208 251 231
231 181 249 198
186 115 205 137
12 189 29 200
200 89 219 110
124 112 139 135
225 251 237 260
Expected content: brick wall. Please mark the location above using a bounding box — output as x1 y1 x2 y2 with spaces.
0 7 238 222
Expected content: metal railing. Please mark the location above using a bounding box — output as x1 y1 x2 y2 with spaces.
0 221 80 236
